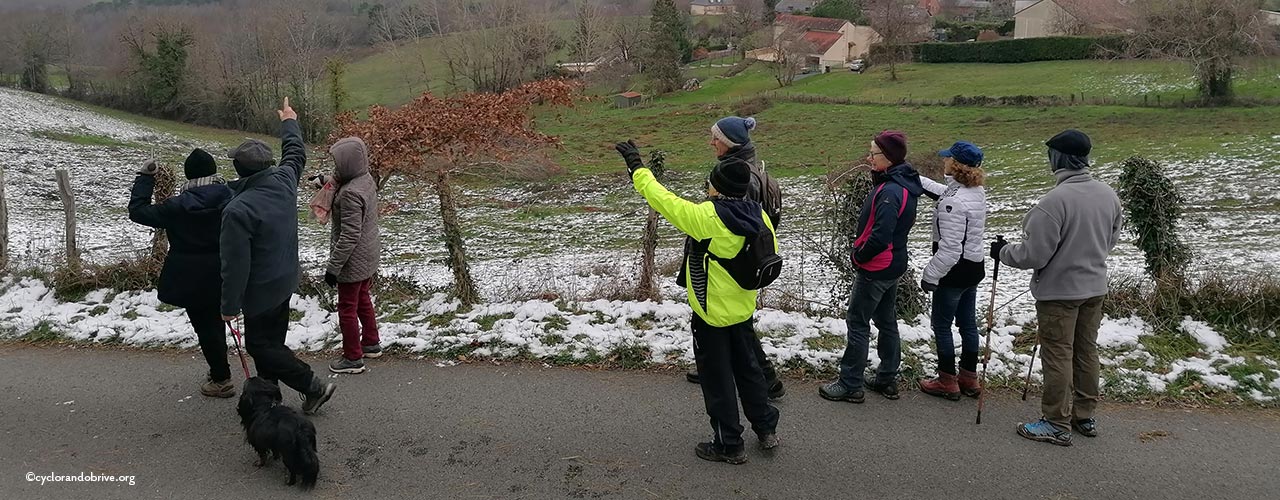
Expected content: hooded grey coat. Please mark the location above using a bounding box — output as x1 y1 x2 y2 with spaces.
326 137 381 283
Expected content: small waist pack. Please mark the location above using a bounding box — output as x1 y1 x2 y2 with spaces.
852 184 907 272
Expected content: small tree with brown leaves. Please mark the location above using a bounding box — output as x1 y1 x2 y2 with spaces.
334 79 579 306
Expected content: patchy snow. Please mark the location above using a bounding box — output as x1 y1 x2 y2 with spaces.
1181 317 1230 352
3 276 1275 402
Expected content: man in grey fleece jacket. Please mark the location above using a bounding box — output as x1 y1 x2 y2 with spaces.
993 129 1123 447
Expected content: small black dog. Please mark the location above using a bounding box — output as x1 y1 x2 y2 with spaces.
236 377 320 488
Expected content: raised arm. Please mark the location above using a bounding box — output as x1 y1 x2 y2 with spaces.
127 162 179 229
277 97 306 186
633 168 722 241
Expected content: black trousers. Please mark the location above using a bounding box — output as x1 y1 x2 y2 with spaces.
692 315 780 451
243 299 316 395
186 306 231 382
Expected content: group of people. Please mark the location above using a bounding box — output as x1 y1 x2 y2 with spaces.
619 118 1122 463
127 98 385 416
128 98 1123 465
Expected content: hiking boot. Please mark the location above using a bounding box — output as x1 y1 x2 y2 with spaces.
695 442 747 465
329 358 367 374
1017 418 1073 447
958 369 982 398
758 433 780 451
686 367 700 384
918 372 961 401
1073 418 1098 438
819 381 864 403
200 377 235 399
301 380 337 416
865 379 900 400
361 344 384 359
768 379 786 400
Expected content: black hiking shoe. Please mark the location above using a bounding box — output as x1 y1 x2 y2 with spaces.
686 367 700 384
695 442 747 465
1073 418 1098 438
819 382 864 403
301 381 337 416
361 344 384 359
768 379 786 400
866 379 900 400
758 433 780 451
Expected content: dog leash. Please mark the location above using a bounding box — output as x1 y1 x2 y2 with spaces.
226 320 252 379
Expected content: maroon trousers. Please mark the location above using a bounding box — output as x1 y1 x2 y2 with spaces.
338 278 380 360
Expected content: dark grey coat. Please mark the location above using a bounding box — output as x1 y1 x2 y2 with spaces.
219 119 306 318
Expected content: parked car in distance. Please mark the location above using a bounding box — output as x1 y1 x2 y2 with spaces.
848 59 866 73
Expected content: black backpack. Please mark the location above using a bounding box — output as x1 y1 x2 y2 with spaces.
710 229 783 290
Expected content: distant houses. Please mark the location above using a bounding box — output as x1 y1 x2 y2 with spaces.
747 14 880 73
773 0 818 14
690 0 735 16
1013 0 1134 39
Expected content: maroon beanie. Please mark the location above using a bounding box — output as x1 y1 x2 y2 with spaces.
874 130 908 165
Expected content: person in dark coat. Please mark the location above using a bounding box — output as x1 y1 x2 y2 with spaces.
128 148 235 398
220 97 336 415
820 131 925 404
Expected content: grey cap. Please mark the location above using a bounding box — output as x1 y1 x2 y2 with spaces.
227 139 277 170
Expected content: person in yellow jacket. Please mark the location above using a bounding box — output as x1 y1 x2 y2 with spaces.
615 139 780 465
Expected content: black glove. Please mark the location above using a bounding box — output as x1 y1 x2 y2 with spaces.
308 174 329 189
920 280 938 293
324 272 338 287
137 159 159 176
615 140 644 178
990 238 1008 263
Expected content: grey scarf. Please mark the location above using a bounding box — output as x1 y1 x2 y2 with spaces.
181 175 226 193
1049 149 1090 172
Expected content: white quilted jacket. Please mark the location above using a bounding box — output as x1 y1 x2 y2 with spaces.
921 176 987 286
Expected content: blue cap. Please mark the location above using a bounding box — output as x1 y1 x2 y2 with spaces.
938 141 984 167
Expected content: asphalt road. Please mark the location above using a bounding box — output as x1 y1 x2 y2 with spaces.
2 344 1278 500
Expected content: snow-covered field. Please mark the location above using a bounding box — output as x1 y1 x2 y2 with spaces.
1 87 1278 403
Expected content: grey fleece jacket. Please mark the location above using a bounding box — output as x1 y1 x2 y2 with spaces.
327 137 381 283
1000 168 1124 301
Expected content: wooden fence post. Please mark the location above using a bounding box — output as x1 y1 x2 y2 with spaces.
0 165 7 270
55 169 79 271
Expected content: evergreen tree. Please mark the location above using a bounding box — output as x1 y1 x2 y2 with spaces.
645 0 687 94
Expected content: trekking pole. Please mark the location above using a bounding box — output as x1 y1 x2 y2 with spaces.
226 320 252 379
1022 342 1039 401
975 235 1004 425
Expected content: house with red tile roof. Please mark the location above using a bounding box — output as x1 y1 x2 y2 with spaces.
747 14 881 72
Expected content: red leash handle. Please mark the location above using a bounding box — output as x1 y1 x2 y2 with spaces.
226 320 252 379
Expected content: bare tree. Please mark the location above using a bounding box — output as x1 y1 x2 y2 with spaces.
866 0 928 81
440 0 561 92
725 0 767 55
607 16 645 68
571 0 607 63
767 23 815 87
1047 7 1089 36
1129 0 1276 101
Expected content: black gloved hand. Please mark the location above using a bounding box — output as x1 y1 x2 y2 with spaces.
324 272 338 287
137 159 159 176
615 140 644 178
990 238 1008 263
920 280 938 293
308 174 329 189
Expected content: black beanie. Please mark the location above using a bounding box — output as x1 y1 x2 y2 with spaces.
874 130 908 165
710 159 752 198
1046 129 1092 157
184 148 217 180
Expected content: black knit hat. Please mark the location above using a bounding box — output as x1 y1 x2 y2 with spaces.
709 159 752 198
1046 129 1092 157
874 130 908 165
183 148 217 180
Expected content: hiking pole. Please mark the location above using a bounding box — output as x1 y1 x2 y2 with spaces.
1022 342 1039 401
976 235 1004 425
226 320 252 379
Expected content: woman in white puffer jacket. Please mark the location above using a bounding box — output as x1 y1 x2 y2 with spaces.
917 141 989 401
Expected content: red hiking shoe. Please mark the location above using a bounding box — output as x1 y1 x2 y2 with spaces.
919 372 961 401
958 369 982 398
